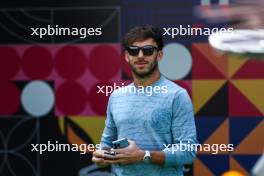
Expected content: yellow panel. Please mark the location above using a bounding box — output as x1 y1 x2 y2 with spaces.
228 56 247 78
231 80 264 114
68 116 106 144
58 117 65 134
193 80 226 113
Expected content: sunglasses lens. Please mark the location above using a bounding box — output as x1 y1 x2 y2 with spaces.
142 46 155 56
126 45 157 56
127 47 140 56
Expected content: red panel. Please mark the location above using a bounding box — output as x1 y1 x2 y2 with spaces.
55 46 87 80
0 82 20 115
192 45 225 79
88 82 113 115
0 47 20 80
229 82 263 116
232 60 264 79
56 82 87 115
88 45 121 81
22 46 53 79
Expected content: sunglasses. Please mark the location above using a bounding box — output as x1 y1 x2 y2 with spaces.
126 45 158 56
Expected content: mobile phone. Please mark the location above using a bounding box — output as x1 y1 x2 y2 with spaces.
112 138 129 149
104 150 116 156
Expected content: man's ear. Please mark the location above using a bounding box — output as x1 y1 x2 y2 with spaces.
124 51 130 63
157 50 163 61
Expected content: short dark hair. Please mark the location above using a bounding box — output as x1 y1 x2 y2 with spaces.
122 25 164 50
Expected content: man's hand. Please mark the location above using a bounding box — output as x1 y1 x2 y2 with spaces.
92 149 110 167
103 140 145 165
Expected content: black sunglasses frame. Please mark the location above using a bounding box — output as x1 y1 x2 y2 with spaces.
125 45 159 56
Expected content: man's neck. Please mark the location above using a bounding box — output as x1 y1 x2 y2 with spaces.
133 69 161 87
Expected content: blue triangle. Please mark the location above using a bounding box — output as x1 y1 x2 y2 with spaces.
230 117 262 148
233 155 261 172
198 155 229 175
195 116 226 143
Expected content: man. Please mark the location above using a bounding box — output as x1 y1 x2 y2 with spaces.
92 25 198 176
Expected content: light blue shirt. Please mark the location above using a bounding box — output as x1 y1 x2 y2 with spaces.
100 75 198 176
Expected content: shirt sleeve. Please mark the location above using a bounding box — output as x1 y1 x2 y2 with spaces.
164 89 198 166
100 95 117 148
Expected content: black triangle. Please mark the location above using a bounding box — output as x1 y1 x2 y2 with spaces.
196 82 228 116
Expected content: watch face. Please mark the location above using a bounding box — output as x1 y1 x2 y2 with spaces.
143 156 151 163
143 151 151 163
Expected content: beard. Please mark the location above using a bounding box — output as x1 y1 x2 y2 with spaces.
129 59 158 79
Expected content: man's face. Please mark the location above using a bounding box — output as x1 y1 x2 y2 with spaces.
125 38 163 78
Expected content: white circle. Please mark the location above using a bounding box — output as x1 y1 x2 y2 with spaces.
21 81 54 117
159 43 192 80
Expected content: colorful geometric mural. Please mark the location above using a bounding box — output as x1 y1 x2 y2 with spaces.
192 42 264 175
0 0 263 176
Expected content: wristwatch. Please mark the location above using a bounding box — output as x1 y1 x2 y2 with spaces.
143 150 152 163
